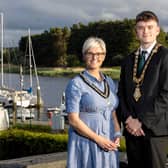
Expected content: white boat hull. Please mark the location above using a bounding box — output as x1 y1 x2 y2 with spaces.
9 108 35 120
0 105 9 130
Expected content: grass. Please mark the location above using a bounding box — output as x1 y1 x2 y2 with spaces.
3 64 121 79
37 66 121 79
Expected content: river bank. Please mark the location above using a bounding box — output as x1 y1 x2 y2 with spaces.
3 64 121 80
37 67 121 79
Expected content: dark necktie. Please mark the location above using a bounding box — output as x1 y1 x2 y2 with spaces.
137 50 147 76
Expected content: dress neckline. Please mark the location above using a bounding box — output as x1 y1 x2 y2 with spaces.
79 71 110 99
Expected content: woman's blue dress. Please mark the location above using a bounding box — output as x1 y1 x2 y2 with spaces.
65 70 119 168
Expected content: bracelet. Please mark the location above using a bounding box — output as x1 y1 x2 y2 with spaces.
114 131 122 138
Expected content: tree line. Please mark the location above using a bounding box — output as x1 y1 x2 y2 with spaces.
13 19 168 67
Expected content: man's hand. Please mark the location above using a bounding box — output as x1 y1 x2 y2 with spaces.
125 116 145 136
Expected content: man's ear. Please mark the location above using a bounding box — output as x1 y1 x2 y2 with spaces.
156 26 160 36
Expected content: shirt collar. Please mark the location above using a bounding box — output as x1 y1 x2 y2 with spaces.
140 41 157 54
140 41 157 59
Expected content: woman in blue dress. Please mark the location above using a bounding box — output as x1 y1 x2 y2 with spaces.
65 37 121 168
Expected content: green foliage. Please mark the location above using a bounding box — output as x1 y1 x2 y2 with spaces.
0 123 127 160
19 27 70 67
12 123 52 133
102 67 121 80
68 19 139 66
16 19 168 67
36 67 121 79
119 137 126 152
66 54 81 67
158 28 168 47
0 129 68 160
111 54 124 66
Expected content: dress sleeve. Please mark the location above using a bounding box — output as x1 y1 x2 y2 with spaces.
65 78 82 113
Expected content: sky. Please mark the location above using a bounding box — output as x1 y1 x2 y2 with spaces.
1 0 168 47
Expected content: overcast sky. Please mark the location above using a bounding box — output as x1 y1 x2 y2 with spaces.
1 0 168 47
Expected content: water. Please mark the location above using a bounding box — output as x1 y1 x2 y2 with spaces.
2 73 118 121
2 73 70 107
37 75 70 107
1 73 71 121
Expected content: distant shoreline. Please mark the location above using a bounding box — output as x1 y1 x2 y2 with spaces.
3 65 121 80
37 67 121 79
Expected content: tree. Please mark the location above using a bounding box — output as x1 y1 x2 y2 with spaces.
18 19 168 67
50 27 70 66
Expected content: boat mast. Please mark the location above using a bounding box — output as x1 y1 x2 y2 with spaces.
0 13 4 87
27 29 42 109
28 28 40 89
28 28 33 91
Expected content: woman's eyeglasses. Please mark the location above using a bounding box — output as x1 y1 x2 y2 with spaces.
85 52 105 58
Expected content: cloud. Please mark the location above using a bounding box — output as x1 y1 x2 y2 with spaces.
1 0 168 46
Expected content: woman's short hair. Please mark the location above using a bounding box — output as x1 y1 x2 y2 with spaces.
136 11 159 24
82 37 106 55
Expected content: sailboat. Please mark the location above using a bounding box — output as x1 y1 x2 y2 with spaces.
0 13 42 108
0 13 30 108
15 28 43 108
0 12 15 107
0 13 10 126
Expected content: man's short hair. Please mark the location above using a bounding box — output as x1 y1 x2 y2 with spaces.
136 11 159 24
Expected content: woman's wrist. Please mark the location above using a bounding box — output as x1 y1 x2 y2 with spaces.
114 131 122 138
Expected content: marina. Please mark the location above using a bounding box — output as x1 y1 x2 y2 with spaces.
1 73 70 123
0 13 43 120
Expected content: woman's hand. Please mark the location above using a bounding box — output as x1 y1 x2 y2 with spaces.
114 137 120 147
95 135 118 151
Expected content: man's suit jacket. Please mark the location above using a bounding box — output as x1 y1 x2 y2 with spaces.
117 45 168 136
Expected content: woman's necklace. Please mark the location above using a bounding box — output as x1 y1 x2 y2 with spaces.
133 43 161 102
79 71 110 99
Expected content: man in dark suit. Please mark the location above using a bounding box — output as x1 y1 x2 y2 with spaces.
117 10 168 168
